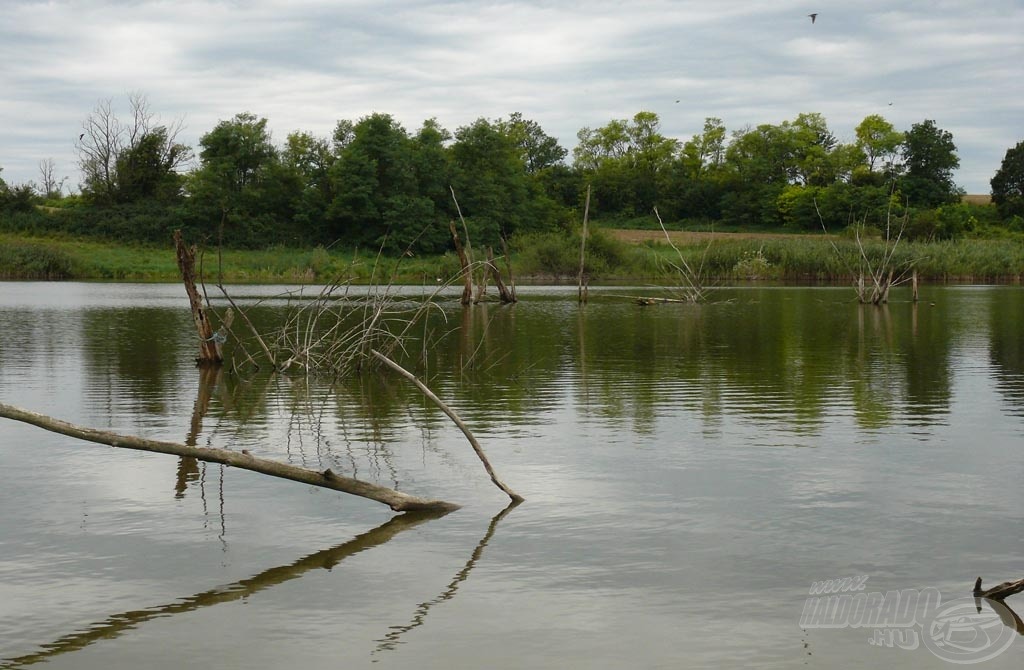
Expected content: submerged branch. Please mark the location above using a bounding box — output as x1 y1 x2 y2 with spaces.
370 350 524 504
0 403 459 512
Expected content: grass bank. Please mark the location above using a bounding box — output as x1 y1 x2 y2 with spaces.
1 230 1021 283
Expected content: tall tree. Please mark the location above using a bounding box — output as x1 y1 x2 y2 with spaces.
76 93 190 205
573 111 679 215
186 112 284 244
326 113 433 249
497 112 567 173
991 140 1024 220
451 117 554 242
681 117 727 179
854 114 903 175
37 159 67 199
281 130 335 240
900 119 961 208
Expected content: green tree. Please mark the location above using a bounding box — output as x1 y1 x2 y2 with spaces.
0 166 38 213
573 111 679 216
991 140 1024 220
407 119 455 251
854 114 903 176
77 93 191 206
681 117 726 179
497 112 567 173
326 113 440 250
115 127 190 202
281 130 335 241
186 112 285 245
451 117 559 243
900 119 961 208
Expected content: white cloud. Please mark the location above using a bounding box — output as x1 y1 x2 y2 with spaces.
1 0 1021 193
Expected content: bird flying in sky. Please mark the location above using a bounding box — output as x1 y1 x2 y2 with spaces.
808 13 817 24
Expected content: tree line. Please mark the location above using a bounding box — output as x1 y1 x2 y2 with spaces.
2 94 1022 250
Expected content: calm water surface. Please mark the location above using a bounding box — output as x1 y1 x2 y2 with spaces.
1 282 1023 669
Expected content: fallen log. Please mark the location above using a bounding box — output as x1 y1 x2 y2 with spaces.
0 402 460 512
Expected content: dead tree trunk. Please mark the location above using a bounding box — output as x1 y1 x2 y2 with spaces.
578 184 591 304
500 235 518 303
449 221 473 306
486 246 516 304
0 402 460 512
174 229 224 365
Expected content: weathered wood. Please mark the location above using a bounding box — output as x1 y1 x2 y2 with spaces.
0 402 460 512
500 235 518 303
174 229 223 365
975 577 1024 601
449 221 473 306
486 246 516 304
371 350 524 504
578 184 591 304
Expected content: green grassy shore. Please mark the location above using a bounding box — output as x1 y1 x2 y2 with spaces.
1 230 1022 284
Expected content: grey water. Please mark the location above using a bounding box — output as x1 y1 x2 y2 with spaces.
1 282 1023 669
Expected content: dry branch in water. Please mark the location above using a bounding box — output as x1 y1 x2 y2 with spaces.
653 206 709 303
0 402 460 512
371 349 524 504
814 195 917 305
975 577 1024 601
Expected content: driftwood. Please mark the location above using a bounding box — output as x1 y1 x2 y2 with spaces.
975 577 1024 600
0 402 459 512
371 350 524 503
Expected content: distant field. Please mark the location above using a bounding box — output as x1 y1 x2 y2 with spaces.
961 194 992 205
606 229 836 245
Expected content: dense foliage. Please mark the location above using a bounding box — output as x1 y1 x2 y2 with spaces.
2 97 1020 250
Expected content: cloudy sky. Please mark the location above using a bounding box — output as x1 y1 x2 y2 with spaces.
1 0 1021 194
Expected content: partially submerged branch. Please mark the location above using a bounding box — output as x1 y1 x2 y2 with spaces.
0 402 460 512
371 349 524 504
975 577 1024 601
814 195 918 305
653 207 709 302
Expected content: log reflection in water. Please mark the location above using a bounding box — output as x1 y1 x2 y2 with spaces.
0 510 449 669
176 367 222 498
374 500 520 654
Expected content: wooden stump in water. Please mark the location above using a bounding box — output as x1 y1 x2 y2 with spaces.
449 221 473 306
486 246 516 304
173 230 226 365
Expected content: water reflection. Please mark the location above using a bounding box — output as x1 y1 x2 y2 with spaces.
0 510 450 669
989 289 1024 416
374 501 520 654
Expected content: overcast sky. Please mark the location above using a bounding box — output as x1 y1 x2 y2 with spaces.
1 0 1021 194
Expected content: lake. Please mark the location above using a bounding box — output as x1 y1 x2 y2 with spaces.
1 282 1023 669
